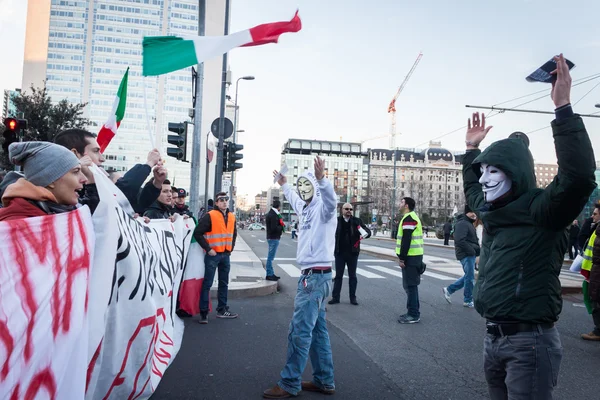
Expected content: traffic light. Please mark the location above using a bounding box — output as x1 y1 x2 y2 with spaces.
166 122 188 161
2 117 26 152
227 143 243 172
222 143 230 173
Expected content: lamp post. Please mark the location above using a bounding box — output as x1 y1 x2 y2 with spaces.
229 76 255 211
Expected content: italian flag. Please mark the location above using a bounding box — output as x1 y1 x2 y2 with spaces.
97 68 129 153
142 11 301 76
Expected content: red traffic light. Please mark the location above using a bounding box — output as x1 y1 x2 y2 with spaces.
4 118 17 131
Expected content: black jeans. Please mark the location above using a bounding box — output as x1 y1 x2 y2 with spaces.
332 252 359 300
444 233 450 246
568 240 581 259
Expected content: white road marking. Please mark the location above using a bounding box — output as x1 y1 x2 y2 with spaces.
355 268 385 279
423 271 456 281
278 264 301 277
363 265 403 278
258 239 265 243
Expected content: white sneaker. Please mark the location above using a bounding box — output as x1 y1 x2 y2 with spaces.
442 287 452 304
463 301 474 308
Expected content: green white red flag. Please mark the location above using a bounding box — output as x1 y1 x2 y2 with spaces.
97 68 129 153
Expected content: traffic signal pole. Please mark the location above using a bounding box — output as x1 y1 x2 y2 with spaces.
189 0 206 216
213 0 230 198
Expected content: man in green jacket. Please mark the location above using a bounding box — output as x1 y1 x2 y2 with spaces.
462 54 596 399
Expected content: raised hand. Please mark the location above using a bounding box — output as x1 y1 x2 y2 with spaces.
273 169 287 186
79 155 95 183
314 156 325 180
466 112 492 149
146 148 161 167
550 54 572 109
153 162 167 188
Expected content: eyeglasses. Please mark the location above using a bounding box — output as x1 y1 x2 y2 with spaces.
344 208 353 211
217 196 229 202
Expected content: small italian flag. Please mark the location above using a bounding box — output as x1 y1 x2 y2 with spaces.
97 67 129 153
142 11 301 76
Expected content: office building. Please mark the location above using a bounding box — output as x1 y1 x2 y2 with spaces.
21 0 227 195
367 141 465 225
534 163 559 188
2 89 21 120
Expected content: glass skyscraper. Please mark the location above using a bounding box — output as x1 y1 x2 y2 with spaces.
22 0 227 195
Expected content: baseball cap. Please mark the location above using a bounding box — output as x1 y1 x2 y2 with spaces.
178 188 187 198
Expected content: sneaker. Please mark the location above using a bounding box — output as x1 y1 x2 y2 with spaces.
463 301 475 308
328 299 340 305
398 314 420 324
265 275 278 281
581 331 600 341
198 314 208 324
216 310 238 319
442 287 452 304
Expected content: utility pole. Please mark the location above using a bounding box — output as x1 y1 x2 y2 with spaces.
391 149 397 239
213 0 230 197
189 0 206 216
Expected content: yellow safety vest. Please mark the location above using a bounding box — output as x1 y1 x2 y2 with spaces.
395 211 424 257
205 210 236 253
581 230 596 280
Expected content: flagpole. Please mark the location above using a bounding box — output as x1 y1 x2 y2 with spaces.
213 0 230 198
189 0 206 216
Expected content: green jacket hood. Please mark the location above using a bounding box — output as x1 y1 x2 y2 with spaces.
473 138 536 199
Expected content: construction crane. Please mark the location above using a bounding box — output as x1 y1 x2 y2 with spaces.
388 52 423 149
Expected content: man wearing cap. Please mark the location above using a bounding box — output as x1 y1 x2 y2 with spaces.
173 188 193 218
442 204 480 308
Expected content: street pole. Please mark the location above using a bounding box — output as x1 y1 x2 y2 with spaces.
391 150 397 238
204 130 211 209
214 0 230 197
189 0 206 217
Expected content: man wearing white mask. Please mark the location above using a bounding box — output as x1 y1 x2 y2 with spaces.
462 55 596 399
264 157 337 399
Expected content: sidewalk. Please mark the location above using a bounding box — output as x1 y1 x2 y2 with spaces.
208 235 277 299
360 243 584 294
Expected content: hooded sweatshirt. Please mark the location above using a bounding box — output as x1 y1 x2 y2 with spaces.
0 178 77 221
282 170 337 269
463 113 596 323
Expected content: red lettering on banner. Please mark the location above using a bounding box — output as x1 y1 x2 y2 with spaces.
0 318 14 380
86 339 103 393
9 384 19 400
24 368 57 400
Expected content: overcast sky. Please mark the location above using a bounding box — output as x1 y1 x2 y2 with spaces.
2 0 599 199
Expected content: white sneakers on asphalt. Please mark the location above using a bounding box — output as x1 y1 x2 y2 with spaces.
442 287 452 304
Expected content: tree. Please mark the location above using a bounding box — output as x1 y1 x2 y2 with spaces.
0 84 91 170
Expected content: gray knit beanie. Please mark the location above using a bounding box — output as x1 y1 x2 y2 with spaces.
9 142 81 187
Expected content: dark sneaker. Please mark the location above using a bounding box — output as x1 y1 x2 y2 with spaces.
217 310 238 319
398 314 420 324
328 299 340 305
301 381 335 394
350 298 359 305
198 314 208 324
266 275 278 281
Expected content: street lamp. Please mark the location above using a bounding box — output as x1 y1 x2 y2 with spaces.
231 75 255 211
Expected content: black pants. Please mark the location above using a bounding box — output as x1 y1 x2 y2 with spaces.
332 252 359 300
568 240 581 259
444 233 450 246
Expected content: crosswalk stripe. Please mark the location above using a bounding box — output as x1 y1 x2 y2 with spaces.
364 265 403 278
278 264 301 277
355 268 385 279
423 271 456 281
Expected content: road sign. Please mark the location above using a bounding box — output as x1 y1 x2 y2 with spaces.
382 216 389 224
372 217 377 222
211 117 233 139
372 208 378 216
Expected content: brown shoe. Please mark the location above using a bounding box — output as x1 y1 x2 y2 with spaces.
581 332 600 341
301 381 335 394
263 385 295 398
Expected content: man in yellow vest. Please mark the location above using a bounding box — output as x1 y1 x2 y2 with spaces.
194 191 238 324
581 221 600 341
395 197 424 324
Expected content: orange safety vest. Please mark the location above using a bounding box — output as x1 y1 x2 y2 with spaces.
205 210 236 252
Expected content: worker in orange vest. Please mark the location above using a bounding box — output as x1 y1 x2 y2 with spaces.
194 191 238 324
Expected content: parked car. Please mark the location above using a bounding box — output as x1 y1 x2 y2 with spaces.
248 223 266 231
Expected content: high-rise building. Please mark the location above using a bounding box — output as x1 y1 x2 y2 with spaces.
534 163 559 188
367 141 465 226
21 0 227 199
2 89 21 119
280 138 369 222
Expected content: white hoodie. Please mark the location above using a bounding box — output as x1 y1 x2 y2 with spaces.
282 170 337 270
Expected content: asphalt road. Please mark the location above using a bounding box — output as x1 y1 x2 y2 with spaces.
154 231 600 400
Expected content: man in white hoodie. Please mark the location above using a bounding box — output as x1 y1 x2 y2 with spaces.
263 157 338 399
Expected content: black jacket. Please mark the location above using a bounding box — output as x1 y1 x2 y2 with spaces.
266 208 283 240
334 216 371 254
143 201 171 219
193 209 238 253
453 214 480 260
443 222 452 235
464 111 596 324
78 183 100 214
578 217 595 249
172 204 194 218
569 224 580 241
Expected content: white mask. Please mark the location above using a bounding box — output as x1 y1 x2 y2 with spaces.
479 163 512 203
297 177 314 201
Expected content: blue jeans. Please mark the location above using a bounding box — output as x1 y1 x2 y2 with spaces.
278 272 334 395
291 230 297 239
484 326 562 399
200 252 230 314
266 239 280 276
447 256 476 303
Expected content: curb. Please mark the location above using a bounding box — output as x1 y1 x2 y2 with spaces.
210 280 278 299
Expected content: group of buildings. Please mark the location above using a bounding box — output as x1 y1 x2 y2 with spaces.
241 138 600 227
